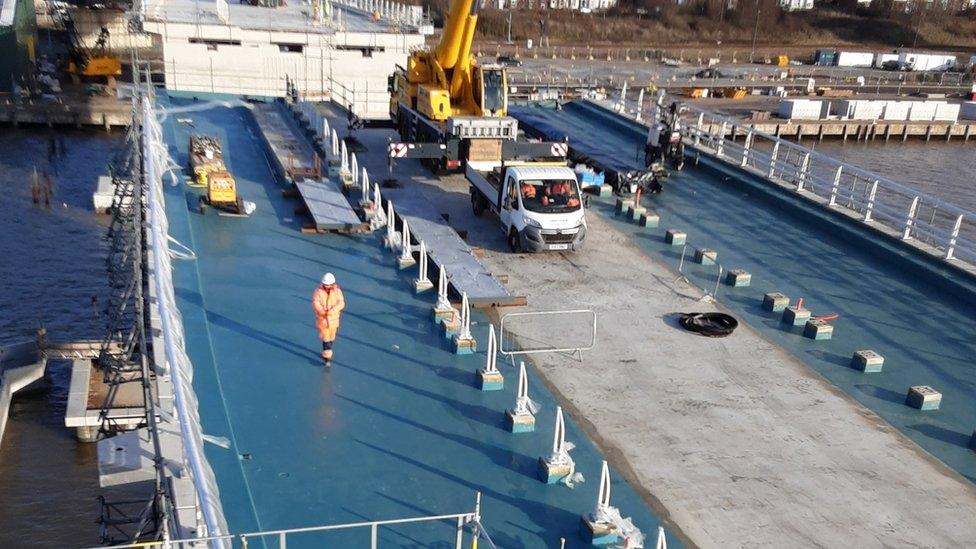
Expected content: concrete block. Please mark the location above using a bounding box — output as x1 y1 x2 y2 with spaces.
579 514 621 546
414 279 434 293
725 269 751 287
969 430 976 451
627 205 646 222
851 350 884 373
803 319 833 340
782 306 811 326
442 316 460 339
476 369 504 391
694 248 718 265
763 292 789 312
615 198 634 215
453 335 477 355
665 229 686 246
537 456 573 484
505 409 535 433
639 211 660 228
906 385 941 411
596 184 613 197
432 305 454 324
397 256 417 270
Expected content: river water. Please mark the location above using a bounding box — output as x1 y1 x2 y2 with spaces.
0 126 146 548
807 140 976 212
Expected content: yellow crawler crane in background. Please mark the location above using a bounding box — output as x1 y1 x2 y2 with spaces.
387 0 570 174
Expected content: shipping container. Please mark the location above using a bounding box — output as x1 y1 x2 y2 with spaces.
959 101 976 121
933 103 960 121
898 51 957 72
874 53 899 68
907 101 939 122
882 101 911 121
834 100 884 120
777 99 823 120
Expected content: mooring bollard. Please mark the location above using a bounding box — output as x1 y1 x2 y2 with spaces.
476 325 504 391
537 406 576 484
505 362 536 432
452 292 476 354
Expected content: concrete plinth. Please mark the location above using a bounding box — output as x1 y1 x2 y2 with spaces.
595 184 613 197
432 306 454 324
442 317 460 339
537 456 573 484
505 409 535 433
725 269 751 287
397 256 417 269
906 386 941 411
453 335 477 355
665 229 686 246
627 205 646 222
579 514 621 546
852 350 884 373
695 248 718 265
477 369 504 391
803 319 833 340
782 306 811 326
763 292 789 312
615 198 634 215
639 212 659 228
414 279 434 293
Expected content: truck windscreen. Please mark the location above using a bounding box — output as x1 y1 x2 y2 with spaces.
519 179 581 213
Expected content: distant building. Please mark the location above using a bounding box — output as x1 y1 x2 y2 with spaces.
0 0 36 92
487 0 616 10
779 0 813 11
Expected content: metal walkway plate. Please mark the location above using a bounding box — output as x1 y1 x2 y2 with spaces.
383 189 517 306
295 179 363 231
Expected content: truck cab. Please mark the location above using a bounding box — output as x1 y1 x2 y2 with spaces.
467 164 587 252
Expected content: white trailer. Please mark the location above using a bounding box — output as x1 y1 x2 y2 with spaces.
836 51 875 68
466 164 587 252
898 52 957 72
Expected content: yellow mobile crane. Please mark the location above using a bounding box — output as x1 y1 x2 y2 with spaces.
388 0 565 173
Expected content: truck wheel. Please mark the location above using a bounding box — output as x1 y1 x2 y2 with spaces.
472 194 486 217
508 229 521 253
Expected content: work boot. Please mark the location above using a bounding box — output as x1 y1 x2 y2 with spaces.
321 351 332 368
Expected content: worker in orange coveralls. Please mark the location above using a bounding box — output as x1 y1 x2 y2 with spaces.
312 272 345 367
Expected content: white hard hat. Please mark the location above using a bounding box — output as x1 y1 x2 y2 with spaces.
321 272 336 285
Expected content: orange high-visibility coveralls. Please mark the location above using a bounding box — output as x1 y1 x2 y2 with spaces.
312 285 345 344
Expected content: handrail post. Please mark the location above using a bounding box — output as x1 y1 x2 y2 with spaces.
768 141 779 179
694 112 704 146
740 130 753 168
455 516 464 549
903 196 919 240
279 532 287 549
796 153 810 192
945 214 963 259
371 523 378 549
864 179 878 222
677 243 688 273
828 166 842 206
716 121 727 157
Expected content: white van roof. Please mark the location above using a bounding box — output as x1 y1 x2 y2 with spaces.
508 166 576 181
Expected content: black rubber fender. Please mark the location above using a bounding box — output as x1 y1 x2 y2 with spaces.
679 312 738 337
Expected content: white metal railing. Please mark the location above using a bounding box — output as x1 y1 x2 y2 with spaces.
499 310 596 359
614 97 976 270
88 493 492 549
143 93 230 543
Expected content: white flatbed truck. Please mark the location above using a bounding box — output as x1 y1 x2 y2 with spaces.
466 164 587 252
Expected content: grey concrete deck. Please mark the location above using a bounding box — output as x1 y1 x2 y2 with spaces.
357 155 976 547
480 213 976 548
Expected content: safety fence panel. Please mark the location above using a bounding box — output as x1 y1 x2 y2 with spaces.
499 310 596 356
